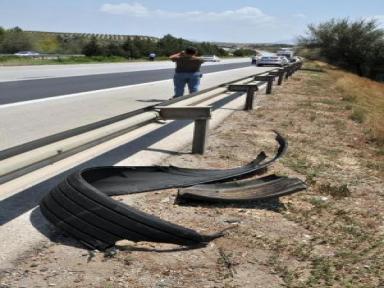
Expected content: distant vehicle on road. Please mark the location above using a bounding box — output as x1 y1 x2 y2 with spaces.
256 56 287 67
251 55 261 65
14 51 41 57
201 55 220 62
279 56 290 66
276 48 294 61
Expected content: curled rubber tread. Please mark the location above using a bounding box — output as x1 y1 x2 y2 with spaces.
58 180 203 245
177 175 307 203
51 186 153 243
40 201 110 249
42 193 121 244
40 132 288 250
66 176 212 243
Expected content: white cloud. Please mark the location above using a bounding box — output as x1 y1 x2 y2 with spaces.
100 3 275 24
100 3 149 16
293 13 307 19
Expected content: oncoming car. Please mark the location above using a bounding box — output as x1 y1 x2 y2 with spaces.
201 55 220 62
14 51 41 57
256 56 286 67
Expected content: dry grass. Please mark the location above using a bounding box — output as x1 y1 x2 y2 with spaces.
325 67 384 145
251 64 384 287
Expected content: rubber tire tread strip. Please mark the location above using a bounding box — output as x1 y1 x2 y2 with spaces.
40 201 110 250
56 179 205 245
40 132 287 250
67 175 221 243
177 175 307 203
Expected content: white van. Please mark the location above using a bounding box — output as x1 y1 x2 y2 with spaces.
276 48 294 60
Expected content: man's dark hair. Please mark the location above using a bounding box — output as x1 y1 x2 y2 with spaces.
185 47 197 55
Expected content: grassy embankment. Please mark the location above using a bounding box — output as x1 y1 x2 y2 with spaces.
304 61 384 147
330 67 384 146
254 61 384 287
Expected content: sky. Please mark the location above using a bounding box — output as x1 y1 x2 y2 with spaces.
1 0 383 43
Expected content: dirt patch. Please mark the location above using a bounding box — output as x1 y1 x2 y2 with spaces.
1 65 383 288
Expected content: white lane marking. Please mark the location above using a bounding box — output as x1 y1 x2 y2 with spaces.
0 79 170 109
0 66 254 109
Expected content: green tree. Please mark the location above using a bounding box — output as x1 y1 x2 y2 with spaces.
104 42 124 57
0 27 5 45
82 36 102 56
57 35 86 54
0 27 34 53
299 19 384 78
233 48 255 57
35 34 59 53
122 38 141 58
157 34 188 56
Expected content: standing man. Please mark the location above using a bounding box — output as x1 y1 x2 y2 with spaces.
148 52 156 61
169 47 204 98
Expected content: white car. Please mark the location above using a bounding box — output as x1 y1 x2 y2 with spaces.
201 55 221 62
279 56 290 66
256 56 287 67
14 51 41 57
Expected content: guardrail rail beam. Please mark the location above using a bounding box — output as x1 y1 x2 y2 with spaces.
228 84 258 111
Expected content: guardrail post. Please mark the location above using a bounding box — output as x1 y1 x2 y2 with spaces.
288 64 295 77
157 106 212 154
254 75 275 95
192 119 209 154
265 75 275 94
245 86 257 110
277 68 284 85
284 66 290 80
269 69 285 86
228 84 258 111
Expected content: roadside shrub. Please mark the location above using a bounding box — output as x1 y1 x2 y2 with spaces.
298 19 384 80
0 27 34 53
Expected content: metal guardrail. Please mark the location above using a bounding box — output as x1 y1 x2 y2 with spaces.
0 68 275 160
0 62 302 184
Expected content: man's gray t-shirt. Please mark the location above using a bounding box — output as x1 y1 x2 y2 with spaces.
174 56 204 73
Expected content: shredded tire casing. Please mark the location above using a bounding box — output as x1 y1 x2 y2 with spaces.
40 132 288 250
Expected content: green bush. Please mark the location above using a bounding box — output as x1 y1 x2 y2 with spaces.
298 19 384 80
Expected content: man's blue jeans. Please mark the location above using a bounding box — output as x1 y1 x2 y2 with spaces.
173 72 202 97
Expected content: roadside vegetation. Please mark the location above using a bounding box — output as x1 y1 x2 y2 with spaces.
263 61 384 287
298 19 384 81
0 27 258 65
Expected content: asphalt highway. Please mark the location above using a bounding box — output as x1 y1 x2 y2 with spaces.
0 61 250 105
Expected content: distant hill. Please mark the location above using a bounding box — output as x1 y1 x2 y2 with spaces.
24 31 294 47
212 41 294 49
25 30 159 42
